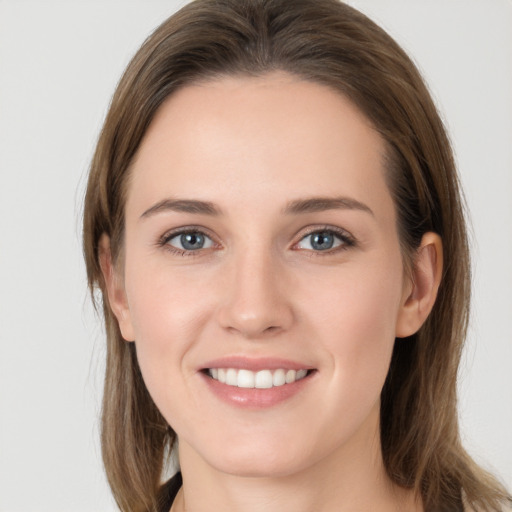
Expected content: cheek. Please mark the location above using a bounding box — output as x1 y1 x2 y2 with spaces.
125 250 215 342
122 254 218 406
307 258 404 402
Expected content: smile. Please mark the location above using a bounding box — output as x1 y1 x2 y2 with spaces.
207 368 309 388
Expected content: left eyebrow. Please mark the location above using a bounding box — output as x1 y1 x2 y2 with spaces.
283 196 374 216
140 198 222 219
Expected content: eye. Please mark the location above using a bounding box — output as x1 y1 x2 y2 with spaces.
166 231 214 252
295 229 351 252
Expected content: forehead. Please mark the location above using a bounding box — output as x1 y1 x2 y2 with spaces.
127 72 393 223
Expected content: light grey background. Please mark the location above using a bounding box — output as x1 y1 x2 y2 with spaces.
0 1 510 510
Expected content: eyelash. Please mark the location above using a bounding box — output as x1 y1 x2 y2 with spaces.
293 225 356 255
157 225 356 257
157 226 219 257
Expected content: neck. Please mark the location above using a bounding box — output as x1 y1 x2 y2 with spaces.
172 406 423 512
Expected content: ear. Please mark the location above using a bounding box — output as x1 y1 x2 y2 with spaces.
98 234 136 342
395 232 443 338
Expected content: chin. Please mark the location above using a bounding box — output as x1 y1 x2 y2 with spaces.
202 440 318 479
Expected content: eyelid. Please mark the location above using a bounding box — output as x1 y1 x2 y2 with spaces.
156 224 356 256
292 225 356 252
157 225 221 255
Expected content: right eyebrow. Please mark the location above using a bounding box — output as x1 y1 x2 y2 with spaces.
283 196 374 217
140 199 222 219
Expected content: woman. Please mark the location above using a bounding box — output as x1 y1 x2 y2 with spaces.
82 0 511 510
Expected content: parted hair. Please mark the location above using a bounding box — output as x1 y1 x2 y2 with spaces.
82 1 511 511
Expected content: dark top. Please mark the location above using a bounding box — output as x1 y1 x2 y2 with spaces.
158 472 182 512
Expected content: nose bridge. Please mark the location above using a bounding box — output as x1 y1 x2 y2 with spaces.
217 241 292 337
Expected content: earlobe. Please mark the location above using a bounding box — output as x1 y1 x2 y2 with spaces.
395 232 443 338
98 234 136 342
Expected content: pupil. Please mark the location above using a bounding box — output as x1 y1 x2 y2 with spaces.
312 232 333 250
181 233 204 250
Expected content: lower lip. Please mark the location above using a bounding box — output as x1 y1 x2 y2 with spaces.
200 371 314 409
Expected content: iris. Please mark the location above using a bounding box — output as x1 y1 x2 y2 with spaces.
180 232 205 250
310 231 335 251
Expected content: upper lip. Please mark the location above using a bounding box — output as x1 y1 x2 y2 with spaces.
200 356 314 372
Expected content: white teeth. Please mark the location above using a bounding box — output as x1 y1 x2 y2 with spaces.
285 369 296 384
272 369 286 386
226 368 237 386
255 370 273 389
296 369 307 380
237 369 255 388
207 368 310 388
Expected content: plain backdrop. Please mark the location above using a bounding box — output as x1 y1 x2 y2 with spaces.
0 1 511 510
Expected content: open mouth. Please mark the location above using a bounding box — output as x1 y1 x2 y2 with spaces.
202 368 314 389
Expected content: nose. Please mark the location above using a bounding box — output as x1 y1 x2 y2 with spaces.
216 248 294 339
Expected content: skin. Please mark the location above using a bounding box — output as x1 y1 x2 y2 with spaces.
101 72 442 511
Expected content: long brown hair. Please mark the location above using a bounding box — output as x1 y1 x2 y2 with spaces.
82 1 511 510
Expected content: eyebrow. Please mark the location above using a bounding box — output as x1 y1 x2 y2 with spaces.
140 195 373 220
140 199 222 219
283 196 374 216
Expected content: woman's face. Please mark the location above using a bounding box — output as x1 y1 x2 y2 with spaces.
112 72 415 477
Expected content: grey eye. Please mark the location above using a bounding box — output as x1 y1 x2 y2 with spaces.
168 232 214 251
297 230 343 251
